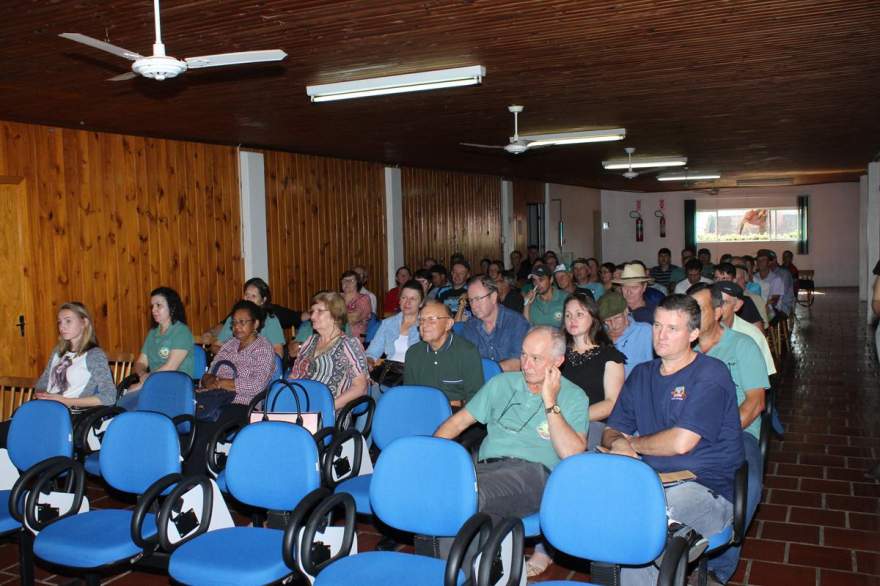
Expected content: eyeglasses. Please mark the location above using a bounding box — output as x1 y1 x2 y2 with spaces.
231 319 254 326
418 316 452 325
497 393 543 434
469 291 494 303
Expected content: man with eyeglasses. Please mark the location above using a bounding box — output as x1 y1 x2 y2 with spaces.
435 326 588 523
403 300 483 408
688 282 769 585
602 295 744 586
598 291 653 378
459 275 530 372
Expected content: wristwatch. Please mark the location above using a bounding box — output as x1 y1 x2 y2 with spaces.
545 404 561 415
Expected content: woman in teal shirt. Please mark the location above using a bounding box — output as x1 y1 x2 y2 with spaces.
120 287 194 409
206 278 286 357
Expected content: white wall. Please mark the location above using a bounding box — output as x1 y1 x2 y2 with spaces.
601 183 861 287
547 183 602 263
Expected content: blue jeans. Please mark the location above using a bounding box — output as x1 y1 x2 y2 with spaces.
708 433 762 582
621 481 732 586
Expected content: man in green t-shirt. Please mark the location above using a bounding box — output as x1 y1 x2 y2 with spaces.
435 326 588 521
523 266 566 328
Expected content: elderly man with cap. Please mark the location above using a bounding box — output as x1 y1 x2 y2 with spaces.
714 262 764 329
599 291 653 378
524 265 567 328
753 249 784 318
715 280 776 378
688 281 769 584
459 275 530 372
572 257 604 299
614 263 659 325
553 264 580 296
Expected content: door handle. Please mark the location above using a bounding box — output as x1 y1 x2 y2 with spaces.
16 315 25 337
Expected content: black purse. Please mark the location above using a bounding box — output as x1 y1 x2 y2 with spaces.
369 360 405 388
194 360 238 422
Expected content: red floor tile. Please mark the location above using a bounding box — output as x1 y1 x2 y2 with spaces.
747 560 817 585
787 543 853 571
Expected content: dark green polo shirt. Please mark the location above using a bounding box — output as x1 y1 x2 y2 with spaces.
403 333 484 402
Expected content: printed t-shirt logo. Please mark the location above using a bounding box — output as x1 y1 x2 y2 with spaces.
536 421 551 440
671 386 686 401
159 346 171 359
553 311 563 322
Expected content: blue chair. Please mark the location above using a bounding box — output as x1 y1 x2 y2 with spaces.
1 401 80 585
78 371 196 476
168 422 342 585
332 385 452 514
695 462 748 586
364 314 381 344
273 353 284 379
192 345 207 379
452 321 466 335
33 411 182 581
537 452 689 586
481 358 502 381
315 436 511 586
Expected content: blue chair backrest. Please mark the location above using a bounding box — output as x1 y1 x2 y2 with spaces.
192 345 207 377
100 411 181 494
364 314 381 344
226 421 320 510
481 358 502 381
540 453 668 565
137 371 196 422
273 354 284 380
267 379 335 428
7 401 73 471
370 436 477 537
452 321 465 335
372 385 452 449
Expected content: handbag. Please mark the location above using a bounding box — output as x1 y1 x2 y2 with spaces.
194 360 238 422
248 379 323 434
369 360 405 388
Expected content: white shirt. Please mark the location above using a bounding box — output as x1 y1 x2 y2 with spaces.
390 335 410 362
673 276 713 294
731 315 777 376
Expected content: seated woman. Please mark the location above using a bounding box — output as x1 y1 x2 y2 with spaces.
341 271 372 341
184 300 276 475
119 287 194 409
382 266 413 316
0 302 115 447
366 280 423 390
204 278 286 357
288 291 369 411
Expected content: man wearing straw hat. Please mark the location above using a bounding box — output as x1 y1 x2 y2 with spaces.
614 262 658 325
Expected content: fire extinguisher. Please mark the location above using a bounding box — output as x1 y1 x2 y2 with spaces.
629 210 644 242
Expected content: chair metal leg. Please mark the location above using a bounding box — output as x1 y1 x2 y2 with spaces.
18 530 34 586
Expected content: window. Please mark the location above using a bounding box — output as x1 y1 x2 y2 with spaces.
696 207 800 242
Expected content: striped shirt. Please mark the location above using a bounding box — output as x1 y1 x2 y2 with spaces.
289 334 369 399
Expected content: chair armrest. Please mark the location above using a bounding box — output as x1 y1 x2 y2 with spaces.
281 487 331 578
73 406 124 454
320 428 364 489
336 395 375 438
733 460 749 544
16 456 86 530
313 426 336 450
446 512 493 586
205 420 243 478
296 492 357 577
475 516 524 586
657 534 690 586
156 475 214 552
171 414 198 459
245 388 269 421
131 472 182 549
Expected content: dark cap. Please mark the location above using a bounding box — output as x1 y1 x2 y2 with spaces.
528 266 551 279
713 281 744 299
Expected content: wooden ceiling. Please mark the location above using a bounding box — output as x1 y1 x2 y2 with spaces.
2 0 877 191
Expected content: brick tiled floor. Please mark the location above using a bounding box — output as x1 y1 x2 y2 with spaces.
1 287 876 584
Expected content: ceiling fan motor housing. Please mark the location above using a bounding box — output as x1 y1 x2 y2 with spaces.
132 55 187 80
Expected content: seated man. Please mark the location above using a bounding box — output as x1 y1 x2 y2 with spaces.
714 262 763 329
615 263 658 324
650 247 682 291
689 282 769 583
716 281 776 378
436 326 588 522
753 250 785 320
439 260 470 316
698 248 716 279
427 264 450 300
524 266 567 328
674 258 713 294
769 250 795 320
602 294 744 586
460 275 530 372
497 270 525 314
572 258 604 299
599 291 653 378
403 300 483 408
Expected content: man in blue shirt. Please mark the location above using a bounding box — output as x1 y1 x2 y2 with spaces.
598 291 653 378
459 275 530 372
603 294 745 586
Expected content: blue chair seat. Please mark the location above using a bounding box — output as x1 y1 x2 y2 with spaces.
315 551 465 586
522 512 541 537
706 524 733 551
335 474 373 514
34 509 156 568
170 527 289 586
0 490 20 534
83 453 101 476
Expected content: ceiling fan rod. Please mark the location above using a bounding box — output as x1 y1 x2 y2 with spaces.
152 0 166 56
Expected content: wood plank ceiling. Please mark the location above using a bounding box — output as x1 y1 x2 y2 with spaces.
1 0 877 191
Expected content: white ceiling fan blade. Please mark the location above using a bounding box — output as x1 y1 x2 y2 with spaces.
107 71 138 82
59 33 142 61
185 50 287 69
460 142 507 150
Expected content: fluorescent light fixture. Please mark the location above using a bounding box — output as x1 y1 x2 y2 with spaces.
519 128 626 147
657 170 721 181
602 156 687 170
306 65 486 102
735 177 794 187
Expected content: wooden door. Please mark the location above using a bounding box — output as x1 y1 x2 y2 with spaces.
0 178 38 377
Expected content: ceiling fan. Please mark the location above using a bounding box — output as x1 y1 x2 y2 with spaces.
602 147 688 179
461 105 625 155
59 0 287 81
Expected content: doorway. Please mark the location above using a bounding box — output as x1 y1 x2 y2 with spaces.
526 202 545 253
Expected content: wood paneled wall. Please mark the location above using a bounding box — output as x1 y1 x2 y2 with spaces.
263 151 387 313
402 168 502 270
512 179 546 254
0 121 243 377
